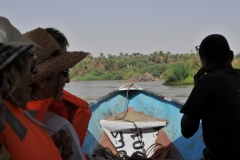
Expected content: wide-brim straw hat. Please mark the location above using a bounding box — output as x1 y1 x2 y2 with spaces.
35 51 87 81
24 28 88 81
0 16 41 72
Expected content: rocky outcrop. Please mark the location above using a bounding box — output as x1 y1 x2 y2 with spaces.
127 72 159 82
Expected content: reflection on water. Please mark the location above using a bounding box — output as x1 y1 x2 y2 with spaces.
64 80 193 103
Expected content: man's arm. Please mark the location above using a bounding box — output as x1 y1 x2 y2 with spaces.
181 114 200 138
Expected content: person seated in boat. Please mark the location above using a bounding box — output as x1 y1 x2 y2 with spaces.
25 27 91 159
0 17 32 160
45 28 92 148
180 34 240 159
0 16 75 160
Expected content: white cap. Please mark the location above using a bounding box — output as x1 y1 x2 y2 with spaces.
0 16 41 50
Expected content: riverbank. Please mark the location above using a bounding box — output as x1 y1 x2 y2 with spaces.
70 52 240 85
70 69 196 85
69 52 201 85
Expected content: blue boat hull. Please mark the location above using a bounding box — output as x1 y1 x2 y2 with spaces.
83 85 205 160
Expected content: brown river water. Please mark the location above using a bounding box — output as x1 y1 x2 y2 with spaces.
64 80 193 104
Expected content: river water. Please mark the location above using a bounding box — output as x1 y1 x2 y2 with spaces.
64 80 193 104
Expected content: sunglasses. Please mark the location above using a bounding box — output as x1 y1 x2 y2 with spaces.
61 69 69 78
195 46 206 56
31 54 37 72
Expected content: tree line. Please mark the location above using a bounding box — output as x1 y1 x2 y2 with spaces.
69 51 240 85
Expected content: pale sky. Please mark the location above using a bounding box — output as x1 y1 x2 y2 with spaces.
1 0 240 56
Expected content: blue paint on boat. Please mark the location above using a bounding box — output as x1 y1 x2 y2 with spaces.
83 84 205 160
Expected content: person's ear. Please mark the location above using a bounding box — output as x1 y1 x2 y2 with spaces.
202 53 211 66
201 53 210 66
35 79 44 89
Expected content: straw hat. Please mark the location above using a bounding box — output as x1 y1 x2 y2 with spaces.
24 28 88 81
0 16 41 71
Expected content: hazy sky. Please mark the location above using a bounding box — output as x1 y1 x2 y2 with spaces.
1 0 240 56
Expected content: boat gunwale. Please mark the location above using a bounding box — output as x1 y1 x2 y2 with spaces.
89 84 184 109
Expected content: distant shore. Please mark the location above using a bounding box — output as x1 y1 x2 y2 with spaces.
70 52 240 85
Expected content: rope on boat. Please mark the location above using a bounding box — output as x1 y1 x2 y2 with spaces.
94 147 125 159
95 83 168 159
115 83 133 120
145 143 162 157
115 83 147 158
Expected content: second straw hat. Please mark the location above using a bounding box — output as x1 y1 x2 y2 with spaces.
24 28 88 81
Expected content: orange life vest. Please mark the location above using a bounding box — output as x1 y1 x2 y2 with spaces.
0 101 62 160
28 90 92 147
27 97 54 121
62 90 92 146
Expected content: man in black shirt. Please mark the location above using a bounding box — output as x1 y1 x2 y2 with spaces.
180 34 240 159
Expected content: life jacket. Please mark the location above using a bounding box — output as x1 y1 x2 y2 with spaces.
29 90 92 146
27 98 87 160
0 101 62 160
27 97 54 121
61 90 92 146
27 94 91 160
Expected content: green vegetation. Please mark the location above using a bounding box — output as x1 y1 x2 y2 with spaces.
70 51 240 85
164 62 191 85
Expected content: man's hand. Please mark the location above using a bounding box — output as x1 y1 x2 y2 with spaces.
194 67 205 85
52 129 74 160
